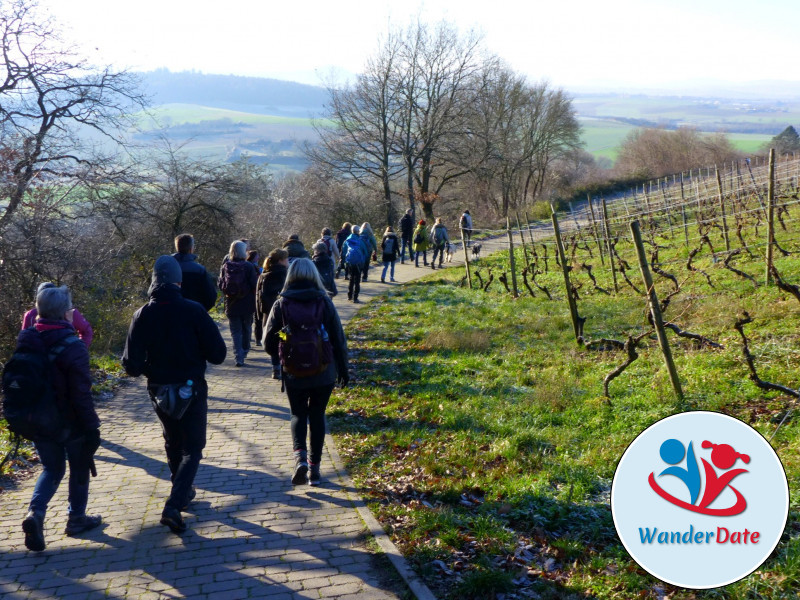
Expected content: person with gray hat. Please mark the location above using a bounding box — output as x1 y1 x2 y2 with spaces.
122 255 226 534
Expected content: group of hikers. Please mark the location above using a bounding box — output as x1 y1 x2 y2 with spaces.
5 208 474 551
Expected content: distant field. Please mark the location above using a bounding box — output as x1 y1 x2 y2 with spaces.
136 97 791 169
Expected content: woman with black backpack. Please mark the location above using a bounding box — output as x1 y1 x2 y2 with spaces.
256 249 289 379
265 258 349 486
380 226 400 282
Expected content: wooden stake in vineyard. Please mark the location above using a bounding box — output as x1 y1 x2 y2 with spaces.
715 166 731 252
630 220 684 401
766 148 776 284
601 197 618 294
506 218 519 298
586 194 605 264
552 208 582 343
460 228 472 289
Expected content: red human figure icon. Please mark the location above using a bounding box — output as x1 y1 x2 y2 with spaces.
698 441 750 511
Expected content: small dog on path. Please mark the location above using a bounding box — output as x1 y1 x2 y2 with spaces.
471 243 482 260
444 243 454 263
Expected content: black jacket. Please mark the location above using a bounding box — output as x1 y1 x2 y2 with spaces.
122 284 227 384
15 321 99 433
172 252 218 311
256 264 288 321
265 283 348 389
381 232 400 262
399 213 414 238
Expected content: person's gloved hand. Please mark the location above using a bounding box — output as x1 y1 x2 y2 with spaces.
337 372 350 388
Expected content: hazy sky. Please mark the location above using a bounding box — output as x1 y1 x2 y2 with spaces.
38 0 797 92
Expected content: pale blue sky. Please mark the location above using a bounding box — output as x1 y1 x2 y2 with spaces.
39 0 798 92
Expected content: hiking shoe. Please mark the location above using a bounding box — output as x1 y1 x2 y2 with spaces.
160 507 186 533
292 458 309 485
65 514 102 536
235 361 244 367
271 368 281 380
352 298 360 303
22 510 45 552
308 464 321 486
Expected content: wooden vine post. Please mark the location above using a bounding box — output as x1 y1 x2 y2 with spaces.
552 208 582 343
460 228 472 289
766 148 776 284
506 217 519 298
587 194 605 264
601 197 618 293
679 173 689 247
515 211 530 266
715 166 731 252
630 220 684 400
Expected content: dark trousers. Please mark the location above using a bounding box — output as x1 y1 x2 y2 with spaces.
347 263 362 299
285 383 335 465
30 436 91 517
415 250 428 266
154 380 208 511
400 236 413 261
432 244 445 266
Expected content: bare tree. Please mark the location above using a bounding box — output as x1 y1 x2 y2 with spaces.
0 0 145 234
307 32 406 226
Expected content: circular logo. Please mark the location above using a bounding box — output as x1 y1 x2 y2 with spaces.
611 411 789 589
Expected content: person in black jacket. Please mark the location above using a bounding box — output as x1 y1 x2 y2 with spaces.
172 234 218 311
218 240 259 367
256 248 289 379
398 209 414 264
335 222 351 279
17 285 102 552
265 258 349 486
122 255 227 534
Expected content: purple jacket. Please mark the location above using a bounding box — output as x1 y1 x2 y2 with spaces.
22 307 93 347
15 320 99 432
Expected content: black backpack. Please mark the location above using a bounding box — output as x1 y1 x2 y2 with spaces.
219 260 249 298
2 332 82 441
278 297 334 377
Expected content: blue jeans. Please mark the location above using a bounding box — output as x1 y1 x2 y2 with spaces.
381 260 396 280
400 237 413 261
153 380 208 511
414 250 427 266
30 436 90 517
228 314 253 363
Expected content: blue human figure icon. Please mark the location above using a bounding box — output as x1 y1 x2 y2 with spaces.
658 439 701 505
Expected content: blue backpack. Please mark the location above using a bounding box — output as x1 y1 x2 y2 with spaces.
345 239 365 265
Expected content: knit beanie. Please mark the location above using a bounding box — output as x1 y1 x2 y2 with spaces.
151 255 182 290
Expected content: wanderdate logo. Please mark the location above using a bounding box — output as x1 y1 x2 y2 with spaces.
611 411 789 589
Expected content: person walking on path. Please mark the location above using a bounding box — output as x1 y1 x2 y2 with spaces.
265 258 349 487
22 282 94 347
218 240 259 367
342 225 368 303
312 241 337 297
459 210 473 246
359 223 378 282
380 226 400 283
335 222 351 279
15 285 102 551
282 234 310 263
171 233 218 311
317 227 340 268
429 218 450 270
257 249 289 379
122 255 227 534
398 209 414 264
247 250 264 346
412 220 429 267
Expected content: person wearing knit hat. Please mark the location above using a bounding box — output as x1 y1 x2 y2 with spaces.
123 254 227 535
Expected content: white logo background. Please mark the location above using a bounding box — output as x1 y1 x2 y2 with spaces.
611 411 789 589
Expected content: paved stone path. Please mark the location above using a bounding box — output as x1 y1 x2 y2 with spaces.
0 237 521 600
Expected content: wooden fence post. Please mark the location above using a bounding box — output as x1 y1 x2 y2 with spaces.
680 173 689 247
506 217 519 298
766 148 776 284
715 166 731 252
630 220 684 400
515 211 530 266
552 209 582 343
587 194 605 265
601 197 618 294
